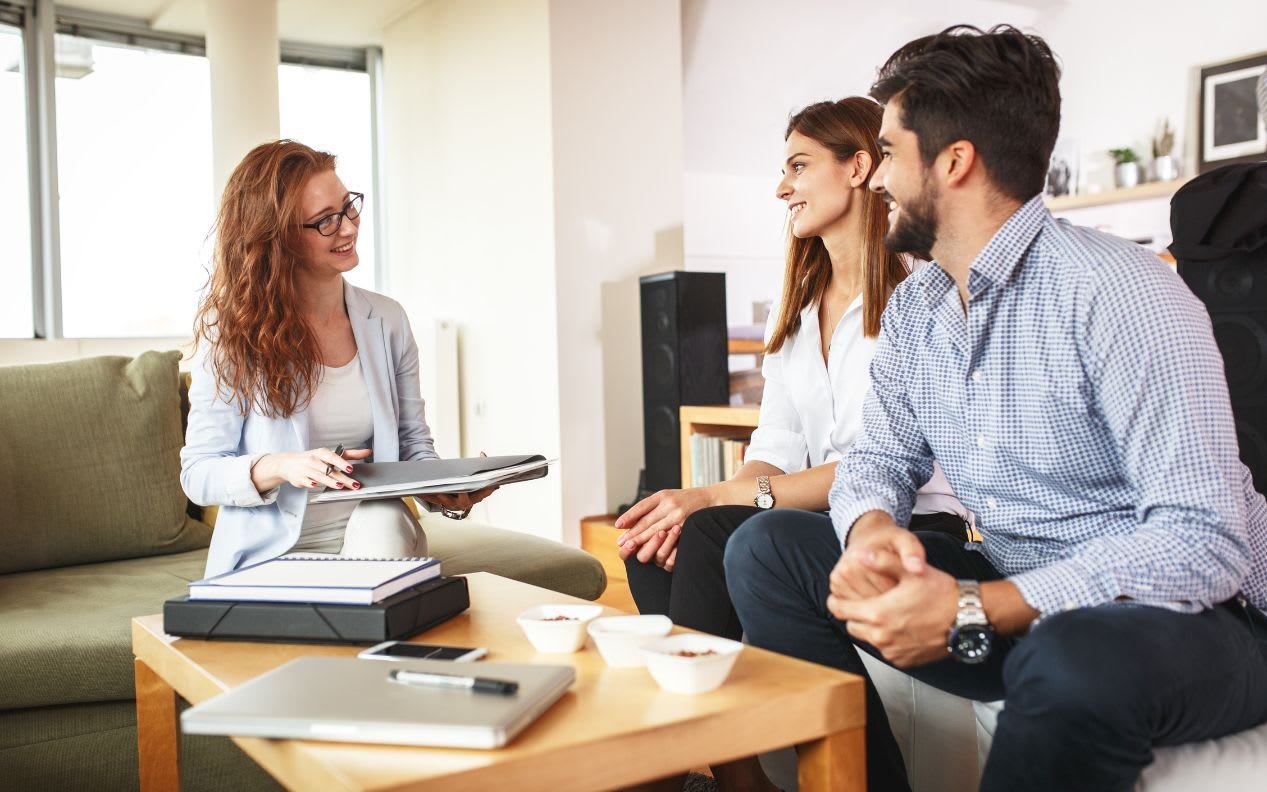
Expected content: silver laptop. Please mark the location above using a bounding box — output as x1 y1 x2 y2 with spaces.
181 656 576 749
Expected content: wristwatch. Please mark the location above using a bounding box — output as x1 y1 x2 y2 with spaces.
754 476 775 509
947 580 993 664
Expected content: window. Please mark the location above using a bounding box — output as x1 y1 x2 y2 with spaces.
0 22 34 338
12 7 380 341
279 63 376 290
54 34 213 337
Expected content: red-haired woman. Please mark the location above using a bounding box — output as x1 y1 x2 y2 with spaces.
618 98 969 635
181 140 491 577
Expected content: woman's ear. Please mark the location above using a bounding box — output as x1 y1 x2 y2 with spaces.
849 150 873 188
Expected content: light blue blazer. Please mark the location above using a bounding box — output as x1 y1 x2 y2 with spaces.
181 282 438 577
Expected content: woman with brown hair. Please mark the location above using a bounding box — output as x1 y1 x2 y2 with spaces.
181 140 492 577
618 97 968 643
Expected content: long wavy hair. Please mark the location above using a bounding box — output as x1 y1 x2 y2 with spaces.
192 140 336 418
767 98 907 353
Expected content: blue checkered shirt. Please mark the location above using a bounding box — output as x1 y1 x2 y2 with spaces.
829 196 1267 617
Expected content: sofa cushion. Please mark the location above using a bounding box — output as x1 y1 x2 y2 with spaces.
421 514 606 600
975 699 1267 790
0 549 210 711
0 352 211 574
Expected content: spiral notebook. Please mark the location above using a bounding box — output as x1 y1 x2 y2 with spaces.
188 554 441 605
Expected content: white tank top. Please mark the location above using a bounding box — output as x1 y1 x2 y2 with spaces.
295 355 374 550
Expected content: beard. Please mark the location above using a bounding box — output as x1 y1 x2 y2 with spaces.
884 180 939 259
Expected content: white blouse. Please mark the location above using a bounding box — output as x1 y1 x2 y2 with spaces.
295 356 375 549
745 296 970 521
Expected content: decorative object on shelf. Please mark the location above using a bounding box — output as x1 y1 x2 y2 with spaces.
1109 147 1141 189
1150 118 1180 182
1046 137 1080 197
1198 50 1267 173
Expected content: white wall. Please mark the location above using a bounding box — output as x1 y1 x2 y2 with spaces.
382 0 563 540
548 0 684 542
682 0 1267 316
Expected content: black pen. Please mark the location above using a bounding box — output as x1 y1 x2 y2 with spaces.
388 669 518 696
324 443 345 478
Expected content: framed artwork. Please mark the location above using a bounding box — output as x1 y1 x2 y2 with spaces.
1199 51 1267 173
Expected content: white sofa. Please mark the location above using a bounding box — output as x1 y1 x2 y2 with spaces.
861 653 1267 792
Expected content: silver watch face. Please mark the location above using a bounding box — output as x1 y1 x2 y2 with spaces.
755 493 775 509
948 625 992 664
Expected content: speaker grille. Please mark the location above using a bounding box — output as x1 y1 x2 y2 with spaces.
639 272 728 491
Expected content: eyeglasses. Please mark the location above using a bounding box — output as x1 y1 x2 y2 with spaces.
302 192 364 237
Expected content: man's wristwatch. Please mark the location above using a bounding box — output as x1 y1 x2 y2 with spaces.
754 476 775 509
947 580 993 664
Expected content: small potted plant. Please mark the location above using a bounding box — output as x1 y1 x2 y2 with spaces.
1109 147 1141 189
1151 119 1179 182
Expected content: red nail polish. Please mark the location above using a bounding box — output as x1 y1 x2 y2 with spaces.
352 482 361 489
345 466 353 473
336 483 344 488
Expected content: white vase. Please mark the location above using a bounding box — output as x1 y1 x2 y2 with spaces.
1114 162 1140 189
1151 155 1179 182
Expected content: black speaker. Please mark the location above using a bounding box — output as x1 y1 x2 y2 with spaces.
639 271 728 491
1172 163 1267 495
1178 250 1267 495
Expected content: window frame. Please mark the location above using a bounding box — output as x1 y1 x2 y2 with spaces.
10 0 384 340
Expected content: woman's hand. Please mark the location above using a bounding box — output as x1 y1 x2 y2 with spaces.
418 485 499 518
615 486 717 561
252 447 372 492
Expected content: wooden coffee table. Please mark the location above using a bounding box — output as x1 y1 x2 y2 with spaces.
133 572 865 791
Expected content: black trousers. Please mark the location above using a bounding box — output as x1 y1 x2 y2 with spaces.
623 505 970 641
723 509 1267 792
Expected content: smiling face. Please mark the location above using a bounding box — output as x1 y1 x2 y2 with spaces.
871 98 939 259
774 130 859 241
298 169 359 277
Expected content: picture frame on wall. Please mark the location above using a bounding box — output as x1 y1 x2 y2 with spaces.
1198 51 1267 173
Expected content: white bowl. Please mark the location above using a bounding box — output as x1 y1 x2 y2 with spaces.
587 615 674 667
516 604 604 653
640 634 744 694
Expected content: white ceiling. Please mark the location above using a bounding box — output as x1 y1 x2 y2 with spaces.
61 0 428 47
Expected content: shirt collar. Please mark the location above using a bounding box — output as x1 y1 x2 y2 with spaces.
915 194 1049 309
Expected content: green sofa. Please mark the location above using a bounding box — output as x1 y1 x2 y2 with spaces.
0 351 605 790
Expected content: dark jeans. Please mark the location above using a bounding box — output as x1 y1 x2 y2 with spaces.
624 505 970 640
724 509 1267 792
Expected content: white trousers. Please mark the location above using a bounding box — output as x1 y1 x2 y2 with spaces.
297 498 427 558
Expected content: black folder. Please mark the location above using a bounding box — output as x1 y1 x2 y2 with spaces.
163 576 470 645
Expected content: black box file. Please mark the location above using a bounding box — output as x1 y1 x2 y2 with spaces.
162 576 470 645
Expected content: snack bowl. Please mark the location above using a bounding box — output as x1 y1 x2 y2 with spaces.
640 633 744 694
516 604 604 653
587 615 674 667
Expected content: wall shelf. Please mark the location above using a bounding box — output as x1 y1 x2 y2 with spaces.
1044 177 1191 211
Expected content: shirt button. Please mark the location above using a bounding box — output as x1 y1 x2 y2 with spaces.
1064 600 1077 611
986 497 998 509
976 435 987 448
971 370 982 382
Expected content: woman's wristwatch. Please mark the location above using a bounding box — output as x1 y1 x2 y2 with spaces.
754 476 775 509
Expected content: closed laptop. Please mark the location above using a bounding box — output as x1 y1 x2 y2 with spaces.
181 656 575 749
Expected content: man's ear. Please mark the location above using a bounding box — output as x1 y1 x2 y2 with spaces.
849 150 873 188
942 140 977 187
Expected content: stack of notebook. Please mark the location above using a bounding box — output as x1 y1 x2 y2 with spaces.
164 555 469 644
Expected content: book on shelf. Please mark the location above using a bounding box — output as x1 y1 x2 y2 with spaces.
312 454 552 503
188 554 441 605
689 433 751 487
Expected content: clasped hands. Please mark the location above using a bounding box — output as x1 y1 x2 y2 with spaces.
829 514 959 668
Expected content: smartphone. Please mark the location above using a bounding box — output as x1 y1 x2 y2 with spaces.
357 641 488 662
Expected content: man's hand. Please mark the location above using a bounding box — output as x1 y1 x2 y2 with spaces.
615 487 716 561
829 511 928 601
828 564 959 668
